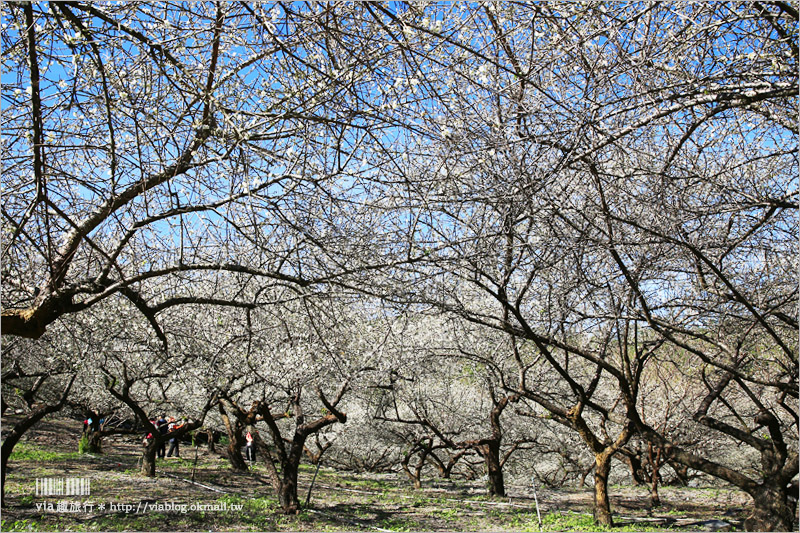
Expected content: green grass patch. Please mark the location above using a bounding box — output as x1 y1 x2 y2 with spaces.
377 516 422 531
658 508 689 517
531 512 681 532
432 507 460 520
341 476 392 491
8 442 83 462
161 456 198 468
17 495 35 506
1 519 42 532
78 435 90 454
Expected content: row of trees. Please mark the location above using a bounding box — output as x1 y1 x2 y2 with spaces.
2 1 797 530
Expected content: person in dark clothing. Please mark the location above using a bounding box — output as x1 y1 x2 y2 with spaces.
167 437 180 457
156 415 168 458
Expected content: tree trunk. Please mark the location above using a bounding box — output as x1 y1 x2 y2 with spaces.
278 461 301 513
483 442 505 497
234 387 348 513
1 376 74 505
219 406 248 471
401 452 422 489
580 462 595 488
1 433 20 506
227 437 248 471
744 485 796 532
141 441 158 477
206 428 216 453
623 451 647 486
648 445 662 508
402 440 432 490
303 434 331 465
426 450 448 479
87 431 103 453
650 478 660 508
635 420 797 531
667 461 690 486
593 453 613 527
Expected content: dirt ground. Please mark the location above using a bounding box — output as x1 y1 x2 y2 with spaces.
2 416 757 532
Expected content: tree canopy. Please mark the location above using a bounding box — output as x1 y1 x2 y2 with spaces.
2 2 797 530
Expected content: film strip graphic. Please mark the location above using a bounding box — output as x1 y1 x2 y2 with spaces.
35 478 91 496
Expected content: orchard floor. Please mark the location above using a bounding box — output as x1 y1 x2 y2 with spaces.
2 417 754 532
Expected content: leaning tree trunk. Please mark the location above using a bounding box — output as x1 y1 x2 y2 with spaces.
219 406 248 471
1 376 74 505
593 452 614 527
1 423 32 506
401 439 432 490
401 451 423 489
227 434 248 471
440 465 452 479
622 449 647 486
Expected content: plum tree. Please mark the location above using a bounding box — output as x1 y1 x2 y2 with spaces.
1 2 796 528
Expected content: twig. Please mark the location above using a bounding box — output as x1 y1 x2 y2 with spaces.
191 444 199 483
304 461 322 507
530 474 542 531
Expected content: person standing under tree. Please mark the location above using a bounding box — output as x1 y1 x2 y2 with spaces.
167 417 184 458
245 430 256 462
156 415 168 458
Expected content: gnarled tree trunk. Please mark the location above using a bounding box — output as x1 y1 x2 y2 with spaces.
636 416 798 532
219 404 248 471
481 441 506 497
401 451 423 489
279 437 306 514
221 383 350 514
278 473 301 514
569 405 632 527
648 444 662 508
620 448 647 486
593 452 613 527
745 483 797 532
427 448 471 479
401 437 432 489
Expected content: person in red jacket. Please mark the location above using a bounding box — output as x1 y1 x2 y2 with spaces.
245 430 256 462
167 418 184 458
